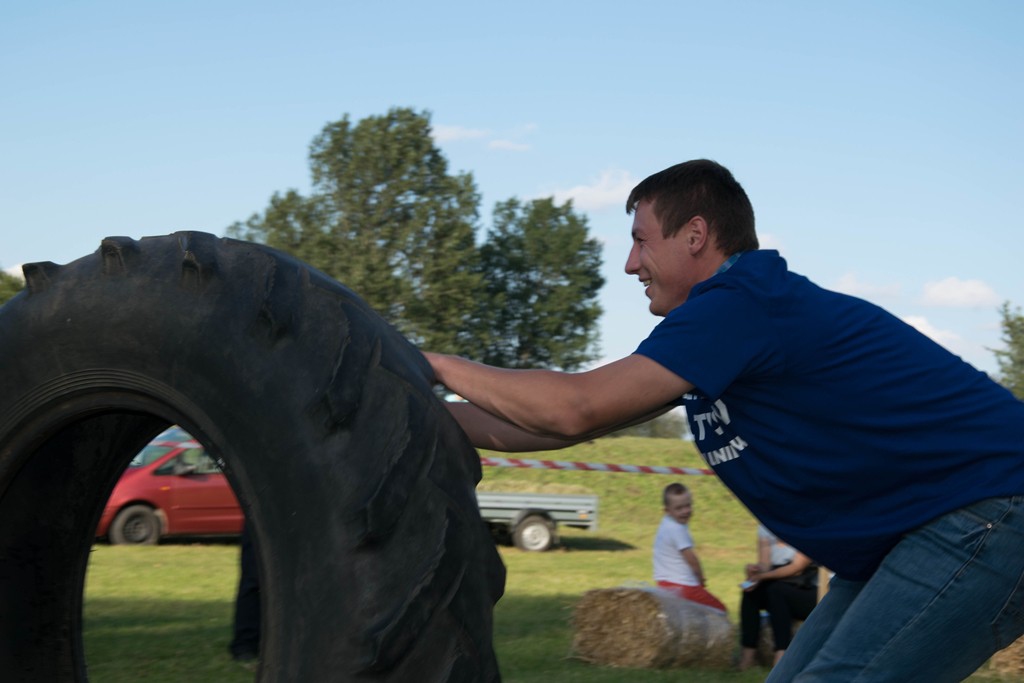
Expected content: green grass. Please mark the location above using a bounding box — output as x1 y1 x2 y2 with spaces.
83 437 1014 681
85 543 253 681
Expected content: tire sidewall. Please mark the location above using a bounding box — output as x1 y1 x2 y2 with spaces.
0 233 505 682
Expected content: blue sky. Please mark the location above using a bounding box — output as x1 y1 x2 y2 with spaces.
3 1 1021 374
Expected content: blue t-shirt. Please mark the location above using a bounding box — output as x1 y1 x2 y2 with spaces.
635 250 1024 580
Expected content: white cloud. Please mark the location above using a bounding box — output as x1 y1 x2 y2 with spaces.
921 277 999 308
549 168 639 212
3 265 24 281
832 273 902 300
430 124 489 143
433 122 537 153
488 139 531 152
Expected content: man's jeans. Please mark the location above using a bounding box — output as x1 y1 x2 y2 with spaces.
767 496 1024 682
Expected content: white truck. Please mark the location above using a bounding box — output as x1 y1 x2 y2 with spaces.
475 491 599 552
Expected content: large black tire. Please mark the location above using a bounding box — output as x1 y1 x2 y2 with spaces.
108 504 161 545
0 231 505 682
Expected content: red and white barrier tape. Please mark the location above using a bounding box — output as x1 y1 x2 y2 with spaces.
479 455 714 477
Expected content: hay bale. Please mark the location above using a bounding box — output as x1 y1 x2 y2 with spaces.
988 635 1024 678
570 586 733 670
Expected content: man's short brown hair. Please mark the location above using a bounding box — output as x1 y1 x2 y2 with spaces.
626 159 759 255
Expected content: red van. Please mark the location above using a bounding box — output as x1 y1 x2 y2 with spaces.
96 427 244 544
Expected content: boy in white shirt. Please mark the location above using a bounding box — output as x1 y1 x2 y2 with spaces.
653 482 727 613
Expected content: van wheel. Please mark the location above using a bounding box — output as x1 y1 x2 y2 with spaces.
0 231 505 682
513 516 555 552
109 505 160 545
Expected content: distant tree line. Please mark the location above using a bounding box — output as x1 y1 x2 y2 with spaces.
227 107 603 370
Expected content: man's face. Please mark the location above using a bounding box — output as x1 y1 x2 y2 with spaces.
664 491 693 525
625 200 695 316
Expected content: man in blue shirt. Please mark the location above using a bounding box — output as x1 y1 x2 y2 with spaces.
426 159 1024 681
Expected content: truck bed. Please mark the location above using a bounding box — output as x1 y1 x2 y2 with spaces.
476 491 598 531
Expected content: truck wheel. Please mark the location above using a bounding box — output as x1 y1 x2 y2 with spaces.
0 231 505 682
513 515 555 552
109 505 161 545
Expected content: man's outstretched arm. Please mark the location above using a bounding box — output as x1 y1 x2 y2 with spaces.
426 352 693 442
442 400 675 452
442 402 583 452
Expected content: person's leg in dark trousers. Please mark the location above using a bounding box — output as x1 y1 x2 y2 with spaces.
738 582 771 669
229 523 261 661
740 583 770 648
764 580 818 651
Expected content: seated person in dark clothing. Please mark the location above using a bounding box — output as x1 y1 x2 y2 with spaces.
738 524 818 671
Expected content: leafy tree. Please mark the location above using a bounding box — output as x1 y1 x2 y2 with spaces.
228 107 483 356
228 107 607 367
994 302 1024 399
477 197 604 370
0 271 23 307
